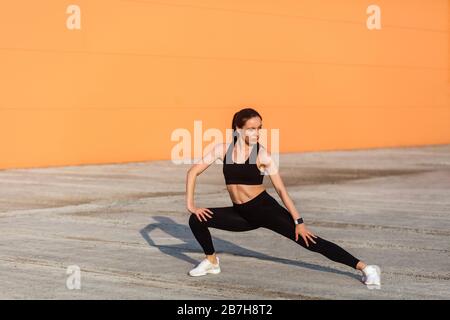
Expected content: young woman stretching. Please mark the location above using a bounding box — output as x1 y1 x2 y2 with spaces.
185 108 380 287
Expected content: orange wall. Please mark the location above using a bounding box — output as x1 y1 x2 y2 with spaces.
0 0 449 170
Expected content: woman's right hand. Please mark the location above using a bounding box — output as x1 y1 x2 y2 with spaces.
189 207 214 222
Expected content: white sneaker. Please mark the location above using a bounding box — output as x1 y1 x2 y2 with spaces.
188 257 221 277
361 265 381 289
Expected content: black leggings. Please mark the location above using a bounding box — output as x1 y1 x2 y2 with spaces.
189 190 360 269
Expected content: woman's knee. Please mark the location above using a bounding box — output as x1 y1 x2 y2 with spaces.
307 236 329 253
188 213 203 229
296 234 324 252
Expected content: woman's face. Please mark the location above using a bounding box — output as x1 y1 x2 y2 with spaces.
239 116 262 145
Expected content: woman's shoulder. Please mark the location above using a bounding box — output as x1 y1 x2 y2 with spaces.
257 143 274 164
257 143 270 157
214 142 231 162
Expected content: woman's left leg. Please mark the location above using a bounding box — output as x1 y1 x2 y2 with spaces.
258 200 361 269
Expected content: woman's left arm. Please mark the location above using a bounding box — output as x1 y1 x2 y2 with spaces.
261 147 317 246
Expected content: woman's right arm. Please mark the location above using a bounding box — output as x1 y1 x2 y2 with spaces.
186 142 225 217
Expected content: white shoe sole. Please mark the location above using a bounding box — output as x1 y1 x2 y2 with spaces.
189 267 221 277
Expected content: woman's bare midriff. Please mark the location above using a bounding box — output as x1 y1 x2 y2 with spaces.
226 184 266 204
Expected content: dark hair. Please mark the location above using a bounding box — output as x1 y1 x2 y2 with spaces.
231 108 262 141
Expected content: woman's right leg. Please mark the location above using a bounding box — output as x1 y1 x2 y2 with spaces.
188 206 259 255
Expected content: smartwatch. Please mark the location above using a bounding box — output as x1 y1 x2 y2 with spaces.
294 217 304 225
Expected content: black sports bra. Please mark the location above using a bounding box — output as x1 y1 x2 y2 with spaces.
222 136 264 185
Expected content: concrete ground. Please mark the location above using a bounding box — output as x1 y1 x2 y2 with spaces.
0 144 449 299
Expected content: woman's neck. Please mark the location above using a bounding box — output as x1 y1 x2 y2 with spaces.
233 137 254 162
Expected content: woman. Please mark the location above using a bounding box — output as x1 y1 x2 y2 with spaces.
185 108 380 287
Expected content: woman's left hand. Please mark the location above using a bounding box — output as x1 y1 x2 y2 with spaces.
295 223 317 247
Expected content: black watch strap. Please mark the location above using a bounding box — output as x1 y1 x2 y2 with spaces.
295 217 304 225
